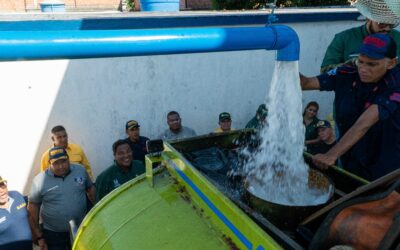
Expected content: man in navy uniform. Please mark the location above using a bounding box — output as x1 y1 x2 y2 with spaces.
124 120 149 164
301 34 400 181
0 176 32 250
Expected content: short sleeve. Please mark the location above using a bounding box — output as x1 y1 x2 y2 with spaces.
85 170 93 189
374 91 400 120
317 68 338 91
28 176 42 204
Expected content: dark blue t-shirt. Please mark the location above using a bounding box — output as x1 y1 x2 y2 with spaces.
0 191 32 249
317 66 400 180
125 136 149 164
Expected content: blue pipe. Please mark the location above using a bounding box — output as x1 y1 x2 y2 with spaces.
0 25 299 61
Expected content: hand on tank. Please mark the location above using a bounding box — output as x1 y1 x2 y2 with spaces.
312 153 336 170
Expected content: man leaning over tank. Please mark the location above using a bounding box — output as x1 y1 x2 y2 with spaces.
320 0 400 73
28 147 95 250
301 33 400 181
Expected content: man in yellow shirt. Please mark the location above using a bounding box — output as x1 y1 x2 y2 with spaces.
215 112 235 133
40 125 93 180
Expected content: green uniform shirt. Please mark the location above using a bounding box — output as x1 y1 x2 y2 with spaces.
95 160 145 202
305 117 319 141
321 25 400 73
245 116 262 130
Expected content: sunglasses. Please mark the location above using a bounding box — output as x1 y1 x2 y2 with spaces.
377 22 397 29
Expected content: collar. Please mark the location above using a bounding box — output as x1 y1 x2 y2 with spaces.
46 167 72 179
114 161 132 174
0 196 14 212
169 127 182 135
362 23 369 36
53 144 71 151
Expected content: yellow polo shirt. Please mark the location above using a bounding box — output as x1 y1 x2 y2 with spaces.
214 128 235 133
40 143 93 180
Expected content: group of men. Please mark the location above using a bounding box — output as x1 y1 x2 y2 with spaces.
2 0 400 248
1 107 266 249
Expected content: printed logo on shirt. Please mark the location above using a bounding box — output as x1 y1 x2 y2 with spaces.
74 177 84 185
17 202 26 210
327 68 337 76
0 216 6 224
45 185 59 193
113 179 120 188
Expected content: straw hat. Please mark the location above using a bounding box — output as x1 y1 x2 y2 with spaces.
384 0 400 17
350 0 400 25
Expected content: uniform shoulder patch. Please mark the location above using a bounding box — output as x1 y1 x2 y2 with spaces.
327 68 337 76
17 202 26 210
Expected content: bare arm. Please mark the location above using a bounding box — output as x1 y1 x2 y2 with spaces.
28 202 47 250
86 185 96 205
80 150 94 181
313 105 380 169
299 73 321 90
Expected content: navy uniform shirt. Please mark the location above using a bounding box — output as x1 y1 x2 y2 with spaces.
317 66 400 180
0 191 32 249
125 136 149 164
307 141 337 155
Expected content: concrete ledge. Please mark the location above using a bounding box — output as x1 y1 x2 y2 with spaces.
0 7 361 30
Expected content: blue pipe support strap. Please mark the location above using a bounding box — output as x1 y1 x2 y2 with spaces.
0 25 299 61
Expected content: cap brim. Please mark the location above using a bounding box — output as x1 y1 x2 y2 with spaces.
49 156 68 164
127 125 140 130
358 50 386 59
354 0 400 26
384 0 400 17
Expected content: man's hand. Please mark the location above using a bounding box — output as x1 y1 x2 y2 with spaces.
38 238 48 250
299 73 321 90
312 153 337 170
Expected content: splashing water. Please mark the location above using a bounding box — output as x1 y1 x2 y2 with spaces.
243 61 332 206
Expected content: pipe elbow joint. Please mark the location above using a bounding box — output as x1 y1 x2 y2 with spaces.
270 25 300 61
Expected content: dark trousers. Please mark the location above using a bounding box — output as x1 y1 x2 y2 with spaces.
0 241 32 250
42 229 71 250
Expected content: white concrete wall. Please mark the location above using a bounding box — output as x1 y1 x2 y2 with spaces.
1 20 363 194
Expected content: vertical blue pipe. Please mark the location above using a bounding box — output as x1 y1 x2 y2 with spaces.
0 25 299 61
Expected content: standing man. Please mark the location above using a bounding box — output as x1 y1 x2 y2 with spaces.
215 112 235 133
301 34 400 181
29 147 95 250
95 140 145 202
0 176 32 250
321 0 400 73
245 104 268 130
159 111 196 140
40 125 94 181
124 120 149 164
